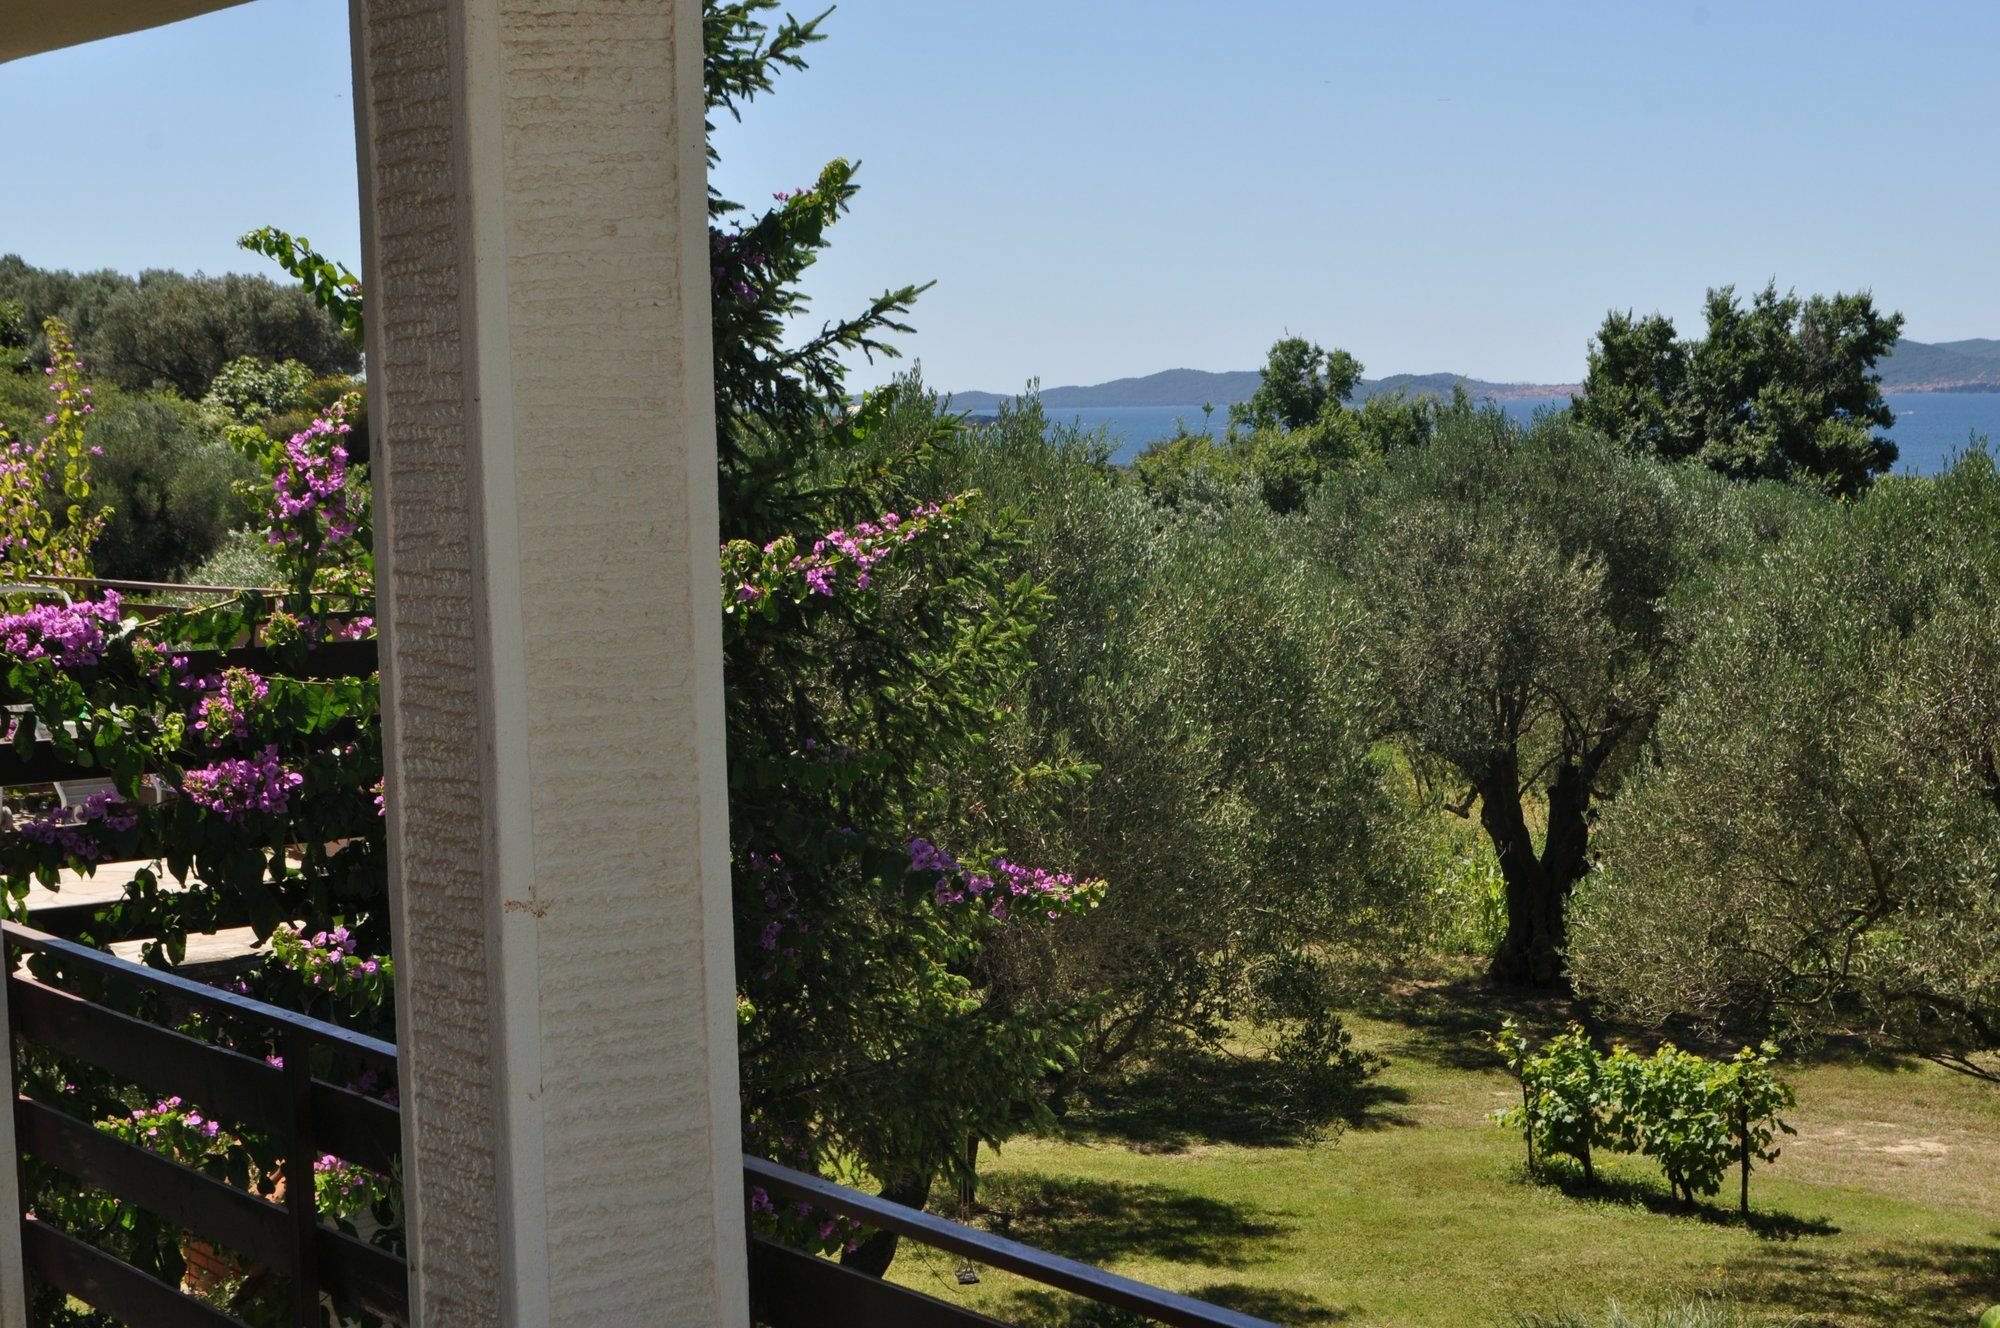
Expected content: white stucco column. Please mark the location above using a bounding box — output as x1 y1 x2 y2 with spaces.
352 0 747 1325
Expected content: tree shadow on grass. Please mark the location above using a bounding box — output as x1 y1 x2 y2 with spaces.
997 1283 1353 1326
1351 969 1582 1071
1727 1231 2000 1328
971 1172 1292 1271
1060 1048 1413 1153
1524 1161 1840 1240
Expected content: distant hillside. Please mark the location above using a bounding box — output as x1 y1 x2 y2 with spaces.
950 368 1573 412
1879 338 2000 391
951 337 2000 410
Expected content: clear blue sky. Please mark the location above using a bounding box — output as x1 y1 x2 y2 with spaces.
5 1 1996 391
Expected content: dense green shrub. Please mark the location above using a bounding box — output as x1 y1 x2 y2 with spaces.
1606 1045 1734 1206
200 354 315 424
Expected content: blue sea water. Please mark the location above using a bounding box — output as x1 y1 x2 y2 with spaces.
1019 394 1999 474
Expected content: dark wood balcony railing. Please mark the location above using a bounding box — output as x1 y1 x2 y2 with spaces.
746 1155 1281 1328
2 921 407 1328
4 930 1281 1328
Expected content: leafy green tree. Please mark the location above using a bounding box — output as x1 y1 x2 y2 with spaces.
1230 336 1363 433
1149 343 1471 514
1320 406 1754 985
0 297 25 358
1571 452 2000 1079
1574 281 1904 495
0 255 358 399
88 270 359 398
0 255 131 363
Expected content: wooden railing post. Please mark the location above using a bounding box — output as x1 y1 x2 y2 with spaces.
0 936 28 1328
283 1027 322 1328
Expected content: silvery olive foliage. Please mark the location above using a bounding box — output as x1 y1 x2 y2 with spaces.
1572 451 2000 1080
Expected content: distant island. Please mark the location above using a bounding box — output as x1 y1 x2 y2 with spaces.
950 337 2000 411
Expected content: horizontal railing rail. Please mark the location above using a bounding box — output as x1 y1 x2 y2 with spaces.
744 1154 1282 1328
3 920 1280 1328
2 920 407 1328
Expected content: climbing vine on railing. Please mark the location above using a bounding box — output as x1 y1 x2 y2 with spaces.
0 382 379 963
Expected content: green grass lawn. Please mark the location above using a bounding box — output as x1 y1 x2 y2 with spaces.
891 974 2000 1327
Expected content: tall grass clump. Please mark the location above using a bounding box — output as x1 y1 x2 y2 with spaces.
1513 1299 1773 1328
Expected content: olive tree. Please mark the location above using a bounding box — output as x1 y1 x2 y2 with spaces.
1571 452 2000 1078
918 392 1420 1104
1321 406 1754 985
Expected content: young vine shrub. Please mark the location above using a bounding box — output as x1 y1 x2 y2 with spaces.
1493 1025 1796 1215
1492 1021 1615 1183
1618 1045 1734 1206
1710 1043 1796 1216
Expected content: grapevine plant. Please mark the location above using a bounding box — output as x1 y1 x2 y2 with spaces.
1495 1021 1796 1215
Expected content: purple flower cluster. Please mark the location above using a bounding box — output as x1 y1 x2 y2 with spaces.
184 667 270 743
270 405 356 547
119 1096 224 1157
10 790 138 862
789 500 946 597
272 923 389 995
908 838 1092 922
328 614 375 641
182 745 302 821
315 1151 391 1214
743 851 806 980
0 593 122 666
709 225 770 302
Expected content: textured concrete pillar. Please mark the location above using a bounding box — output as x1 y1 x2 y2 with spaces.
351 0 747 1324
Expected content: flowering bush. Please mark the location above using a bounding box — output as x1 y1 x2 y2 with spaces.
0 378 381 1021
710 6 1108 1273
907 837 1102 921
723 497 954 607
185 666 272 744
180 745 304 822
107 1096 230 1171
267 923 395 1017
